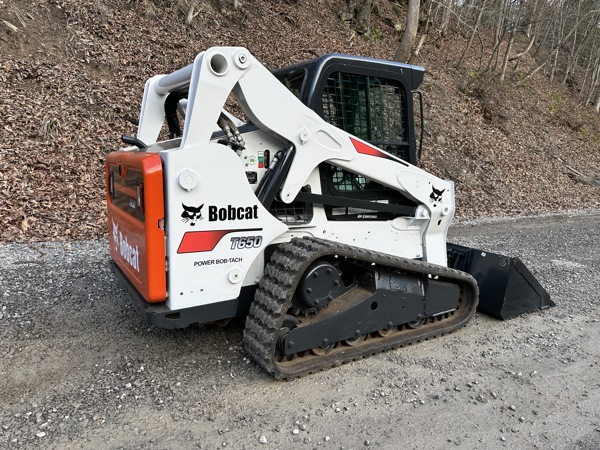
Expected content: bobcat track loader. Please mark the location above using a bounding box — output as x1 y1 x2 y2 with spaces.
106 47 552 379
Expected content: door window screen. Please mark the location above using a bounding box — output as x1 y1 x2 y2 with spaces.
321 72 409 160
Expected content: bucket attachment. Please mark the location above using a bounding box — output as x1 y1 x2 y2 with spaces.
447 243 553 320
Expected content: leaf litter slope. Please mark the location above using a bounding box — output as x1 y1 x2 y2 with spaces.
0 0 598 243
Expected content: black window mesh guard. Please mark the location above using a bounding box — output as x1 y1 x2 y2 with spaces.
321 72 408 161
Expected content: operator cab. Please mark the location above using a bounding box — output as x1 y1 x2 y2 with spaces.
273 54 424 165
271 55 424 223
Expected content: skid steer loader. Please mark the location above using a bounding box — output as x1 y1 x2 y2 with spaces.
106 47 552 379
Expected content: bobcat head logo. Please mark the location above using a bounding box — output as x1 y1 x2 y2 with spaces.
181 203 204 226
430 186 445 203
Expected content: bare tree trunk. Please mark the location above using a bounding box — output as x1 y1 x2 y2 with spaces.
508 35 535 61
595 91 600 113
581 57 592 98
517 60 548 85
499 0 524 83
485 0 508 73
550 48 559 81
456 0 486 68
586 56 600 106
394 0 421 63
506 0 540 63
499 33 514 84
525 0 539 38
439 0 452 37
410 0 433 63
549 3 568 81
580 36 599 100
523 14 584 84
561 0 581 85
535 4 554 58
493 0 507 49
565 12 599 87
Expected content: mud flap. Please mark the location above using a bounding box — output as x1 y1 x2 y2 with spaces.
447 243 554 320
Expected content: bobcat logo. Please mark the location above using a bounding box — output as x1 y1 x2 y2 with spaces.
430 186 445 203
181 203 204 226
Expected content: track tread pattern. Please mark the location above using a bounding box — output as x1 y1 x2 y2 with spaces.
243 237 478 379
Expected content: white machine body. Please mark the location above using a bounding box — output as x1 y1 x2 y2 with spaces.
109 47 455 312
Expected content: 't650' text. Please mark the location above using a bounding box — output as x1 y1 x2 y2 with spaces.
230 236 263 250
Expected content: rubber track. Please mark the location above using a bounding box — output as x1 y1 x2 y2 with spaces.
243 237 479 379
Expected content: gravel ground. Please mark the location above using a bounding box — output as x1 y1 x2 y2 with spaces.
1 211 599 449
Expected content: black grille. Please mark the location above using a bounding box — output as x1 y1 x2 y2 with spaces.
269 187 313 225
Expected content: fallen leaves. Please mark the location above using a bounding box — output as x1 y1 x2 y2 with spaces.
0 0 598 244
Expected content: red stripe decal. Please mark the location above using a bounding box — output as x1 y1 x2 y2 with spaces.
178 230 232 253
177 228 263 254
350 137 398 160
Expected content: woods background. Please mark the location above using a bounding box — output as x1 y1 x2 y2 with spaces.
0 0 599 243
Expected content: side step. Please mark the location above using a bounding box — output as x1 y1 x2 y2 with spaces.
447 243 553 320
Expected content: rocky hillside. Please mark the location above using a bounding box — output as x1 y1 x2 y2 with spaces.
1 0 599 243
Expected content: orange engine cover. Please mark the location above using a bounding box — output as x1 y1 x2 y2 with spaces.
106 151 166 303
